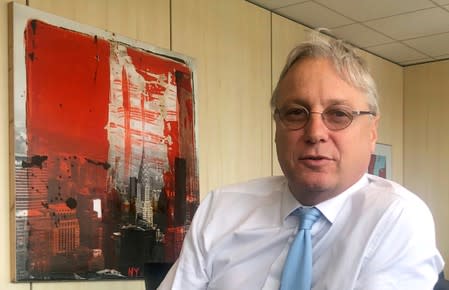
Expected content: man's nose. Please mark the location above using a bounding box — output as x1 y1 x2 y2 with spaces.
303 112 328 143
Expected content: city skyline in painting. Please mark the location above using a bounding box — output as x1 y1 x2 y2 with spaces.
12 3 198 281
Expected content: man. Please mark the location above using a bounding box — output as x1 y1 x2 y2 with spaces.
158 33 444 289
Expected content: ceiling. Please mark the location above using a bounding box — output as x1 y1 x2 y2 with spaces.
247 0 449 66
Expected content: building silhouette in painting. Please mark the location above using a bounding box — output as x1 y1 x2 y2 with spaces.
49 203 80 255
15 155 52 278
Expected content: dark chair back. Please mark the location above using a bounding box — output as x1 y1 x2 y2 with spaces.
143 262 173 290
434 271 449 290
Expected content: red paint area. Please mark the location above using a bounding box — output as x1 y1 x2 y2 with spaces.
25 20 110 160
126 47 190 78
121 66 132 179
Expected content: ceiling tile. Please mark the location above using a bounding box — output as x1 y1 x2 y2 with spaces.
247 0 449 66
275 1 353 28
315 0 435 21
401 57 435 66
365 8 449 40
367 42 428 63
434 54 449 60
329 24 393 48
404 32 449 57
247 0 307 10
433 0 449 5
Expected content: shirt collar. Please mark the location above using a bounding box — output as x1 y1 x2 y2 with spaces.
281 174 369 224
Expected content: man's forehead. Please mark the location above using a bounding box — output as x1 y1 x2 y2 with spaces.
277 97 360 108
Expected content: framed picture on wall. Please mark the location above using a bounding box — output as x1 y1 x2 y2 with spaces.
368 143 392 180
10 2 199 281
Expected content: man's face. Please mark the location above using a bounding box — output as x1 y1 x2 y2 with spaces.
274 57 379 205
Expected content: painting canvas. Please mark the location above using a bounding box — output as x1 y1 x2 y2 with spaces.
368 143 392 179
10 3 199 281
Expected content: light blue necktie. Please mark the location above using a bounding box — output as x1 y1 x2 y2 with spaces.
280 207 321 290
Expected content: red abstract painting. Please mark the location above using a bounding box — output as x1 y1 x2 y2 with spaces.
12 4 198 281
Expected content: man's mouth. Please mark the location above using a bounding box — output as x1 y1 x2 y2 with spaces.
300 155 331 160
298 155 333 167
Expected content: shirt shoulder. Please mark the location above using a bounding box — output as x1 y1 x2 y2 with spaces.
358 175 439 258
192 176 289 248
214 175 287 195
203 175 287 222
365 174 431 213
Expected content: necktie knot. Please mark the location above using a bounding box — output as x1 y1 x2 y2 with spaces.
298 207 321 230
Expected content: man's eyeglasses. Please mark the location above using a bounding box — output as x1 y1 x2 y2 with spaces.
274 104 377 131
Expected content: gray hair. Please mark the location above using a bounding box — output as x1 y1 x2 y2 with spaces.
271 32 379 114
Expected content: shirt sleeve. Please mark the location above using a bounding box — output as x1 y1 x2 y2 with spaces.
354 196 444 290
157 192 215 290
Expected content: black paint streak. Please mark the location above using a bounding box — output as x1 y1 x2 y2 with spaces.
28 52 35 61
30 19 37 35
22 155 48 169
94 55 99 82
93 35 99 82
85 158 111 170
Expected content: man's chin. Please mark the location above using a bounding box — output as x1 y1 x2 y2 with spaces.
288 175 335 194
287 178 339 205
297 182 330 193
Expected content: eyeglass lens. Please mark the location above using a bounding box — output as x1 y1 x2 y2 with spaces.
277 105 355 130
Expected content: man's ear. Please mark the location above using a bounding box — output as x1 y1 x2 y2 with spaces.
369 116 380 153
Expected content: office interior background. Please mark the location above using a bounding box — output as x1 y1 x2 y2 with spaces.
1 0 449 289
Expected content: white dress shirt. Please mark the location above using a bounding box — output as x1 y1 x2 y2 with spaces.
158 174 444 290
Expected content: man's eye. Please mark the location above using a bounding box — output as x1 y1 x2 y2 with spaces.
283 108 307 120
284 108 307 117
327 109 349 118
288 109 306 115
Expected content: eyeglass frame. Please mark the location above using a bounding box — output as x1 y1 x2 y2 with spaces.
274 104 377 131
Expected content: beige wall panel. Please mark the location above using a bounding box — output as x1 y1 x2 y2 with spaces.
172 0 272 197
362 52 404 183
271 15 310 87
29 0 170 49
404 60 449 273
28 0 107 29
105 0 169 48
271 14 310 176
3 1 34 289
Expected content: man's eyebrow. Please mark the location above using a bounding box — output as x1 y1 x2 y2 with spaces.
282 98 352 107
323 98 353 106
277 98 307 107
